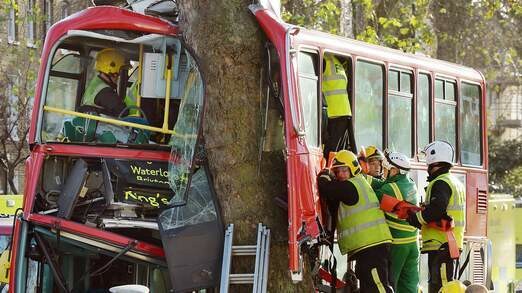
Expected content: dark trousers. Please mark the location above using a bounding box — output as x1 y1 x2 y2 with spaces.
353 243 394 293
323 116 352 158
427 249 455 293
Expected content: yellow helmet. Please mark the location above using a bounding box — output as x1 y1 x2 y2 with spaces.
95 48 127 74
332 150 361 176
365 145 384 161
439 280 467 293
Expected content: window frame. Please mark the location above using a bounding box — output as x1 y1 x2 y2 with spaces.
387 66 414 157
26 0 37 48
434 76 458 162
7 2 18 45
416 71 432 158
353 57 386 151
459 79 483 167
296 47 321 148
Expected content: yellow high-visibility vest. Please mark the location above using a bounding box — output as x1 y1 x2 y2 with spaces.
337 174 392 256
420 173 465 252
322 55 351 118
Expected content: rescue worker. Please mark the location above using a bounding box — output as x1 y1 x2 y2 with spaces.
318 150 394 293
322 54 354 157
82 48 136 117
374 151 420 293
406 141 466 293
359 145 385 185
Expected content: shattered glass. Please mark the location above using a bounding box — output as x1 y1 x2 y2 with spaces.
168 61 204 206
159 168 217 230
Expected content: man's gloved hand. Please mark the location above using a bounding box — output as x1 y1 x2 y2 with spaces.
318 168 334 181
406 212 422 229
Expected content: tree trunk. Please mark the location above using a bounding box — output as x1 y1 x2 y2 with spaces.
177 1 313 291
340 0 354 38
7 169 17 194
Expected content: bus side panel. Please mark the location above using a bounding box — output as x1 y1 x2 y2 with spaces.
465 171 488 236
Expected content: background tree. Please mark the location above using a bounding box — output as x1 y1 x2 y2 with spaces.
176 0 313 290
0 2 40 194
0 57 36 194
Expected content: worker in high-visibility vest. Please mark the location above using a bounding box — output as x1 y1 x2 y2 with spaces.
82 48 137 117
374 151 420 293
322 54 353 157
407 141 465 293
318 150 393 293
358 145 385 187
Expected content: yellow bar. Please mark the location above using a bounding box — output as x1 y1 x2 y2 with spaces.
137 44 143 108
44 106 173 134
163 67 172 131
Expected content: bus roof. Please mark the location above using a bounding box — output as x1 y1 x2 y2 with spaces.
295 27 484 83
251 5 484 83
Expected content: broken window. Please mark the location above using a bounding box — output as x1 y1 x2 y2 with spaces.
39 31 199 149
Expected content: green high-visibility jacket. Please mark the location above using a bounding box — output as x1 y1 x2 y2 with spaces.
322 55 351 118
337 174 392 256
419 173 465 252
82 75 138 115
374 174 419 245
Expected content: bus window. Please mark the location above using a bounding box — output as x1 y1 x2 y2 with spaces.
41 52 81 142
355 61 384 150
388 69 413 157
417 74 430 151
434 78 456 152
40 32 197 149
298 51 319 148
460 83 481 165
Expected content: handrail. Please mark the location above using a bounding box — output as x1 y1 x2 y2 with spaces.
43 105 173 134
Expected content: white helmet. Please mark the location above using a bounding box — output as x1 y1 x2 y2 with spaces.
422 140 454 165
383 151 411 174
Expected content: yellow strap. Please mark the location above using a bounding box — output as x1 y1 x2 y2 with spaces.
441 263 448 285
371 268 386 293
389 183 404 201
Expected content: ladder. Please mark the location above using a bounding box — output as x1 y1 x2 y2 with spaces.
220 223 270 293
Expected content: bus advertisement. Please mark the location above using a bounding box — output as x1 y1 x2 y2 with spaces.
7 2 490 292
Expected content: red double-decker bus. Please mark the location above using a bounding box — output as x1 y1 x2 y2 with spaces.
250 4 489 289
8 3 489 292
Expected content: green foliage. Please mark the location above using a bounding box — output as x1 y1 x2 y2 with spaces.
281 0 341 34
352 0 433 53
488 135 522 195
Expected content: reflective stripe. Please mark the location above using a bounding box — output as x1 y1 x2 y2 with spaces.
385 212 400 219
371 268 386 293
392 235 418 244
447 205 464 211
339 218 387 236
389 183 404 201
441 263 448 285
323 89 349 96
386 220 417 232
339 202 379 218
323 74 346 81
338 177 379 219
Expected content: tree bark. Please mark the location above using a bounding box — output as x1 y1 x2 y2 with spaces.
340 0 354 38
177 0 313 290
7 169 18 194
